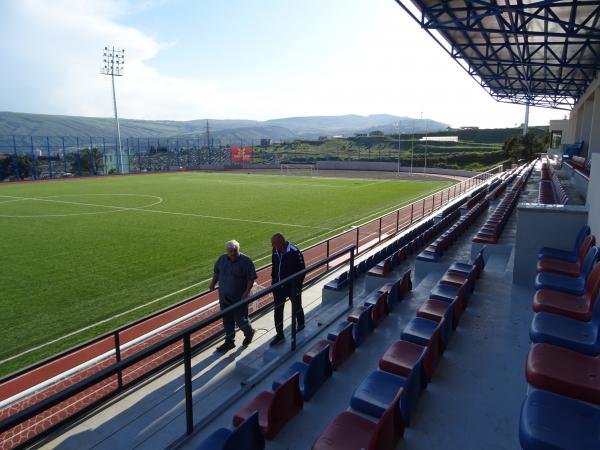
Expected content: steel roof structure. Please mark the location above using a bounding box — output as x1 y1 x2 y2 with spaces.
395 1 600 109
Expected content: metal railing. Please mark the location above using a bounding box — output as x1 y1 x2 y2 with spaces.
0 246 356 447
0 164 503 448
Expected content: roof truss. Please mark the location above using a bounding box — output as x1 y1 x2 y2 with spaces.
395 0 600 109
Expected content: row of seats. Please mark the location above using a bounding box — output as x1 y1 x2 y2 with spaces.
520 225 600 449
312 249 487 449
539 162 568 205
327 177 487 290
472 165 532 244
196 272 413 449
464 188 487 209
417 199 489 263
366 198 485 277
569 155 591 176
325 219 434 291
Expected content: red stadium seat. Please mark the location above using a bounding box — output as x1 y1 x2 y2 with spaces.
537 235 595 277
311 389 404 450
526 343 600 406
533 263 600 321
304 322 355 370
233 372 303 439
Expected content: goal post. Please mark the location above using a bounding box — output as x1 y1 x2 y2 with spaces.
280 163 318 176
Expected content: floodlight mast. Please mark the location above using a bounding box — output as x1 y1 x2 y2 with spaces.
101 46 125 174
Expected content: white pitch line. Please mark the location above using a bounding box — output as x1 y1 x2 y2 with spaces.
0 182 453 366
0 195 327 229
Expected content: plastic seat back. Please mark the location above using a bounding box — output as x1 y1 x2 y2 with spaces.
577 235 596 265
269 372 303 431
573 225 591 253
304 345 332 400
581 247 600 279
399 270 412 299
331 322 355 369
586 263 600 299
370 389 404 450
224 411 265 450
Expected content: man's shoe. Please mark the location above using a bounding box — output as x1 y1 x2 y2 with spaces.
216 341 236 352
297 324 305 332
269 334 285 347
242 330 255 347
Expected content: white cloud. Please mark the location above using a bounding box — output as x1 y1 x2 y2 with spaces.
0 0 566 127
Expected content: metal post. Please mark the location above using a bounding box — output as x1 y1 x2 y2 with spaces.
90 137 95 176
378 217 382 242
113 332 123 388
410 204 414 224
422 198 425 217
348 249 355 307
326 240 330 270
396 209 400 232
30 136 37 180
183 335 194 435
397 124 401 175
137 138 142 172
291 299 297 352
62 137 67 175
12 135 20 181
46 137 53 179
76 137 82 177
523 101 530 137
102 137 107 175
356 227 360 251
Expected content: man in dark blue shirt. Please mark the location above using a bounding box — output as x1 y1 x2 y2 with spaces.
270 233 306 346
209 240 257 352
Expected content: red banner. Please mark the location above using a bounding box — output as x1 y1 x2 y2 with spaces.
231 146 253 161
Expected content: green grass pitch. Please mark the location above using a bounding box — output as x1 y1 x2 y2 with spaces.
0 172 452 375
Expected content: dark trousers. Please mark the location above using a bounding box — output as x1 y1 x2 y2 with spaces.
273 285 304 335
220 296 253 343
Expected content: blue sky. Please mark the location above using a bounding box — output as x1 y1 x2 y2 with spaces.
0 0 564 127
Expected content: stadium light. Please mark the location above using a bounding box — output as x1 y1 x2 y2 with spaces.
101 46 125 174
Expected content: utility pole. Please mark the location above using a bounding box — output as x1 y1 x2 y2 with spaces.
523 101 530 136
395 121 401 175
422 110 429 173
410 119 415 175
101 46 125 174
205 120 211 151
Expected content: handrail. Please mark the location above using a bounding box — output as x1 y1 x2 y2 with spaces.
0 246 356 438
0 164 502 385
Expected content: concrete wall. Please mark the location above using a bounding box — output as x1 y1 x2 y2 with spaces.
513 203 589 287
314 160 480 178
587 154 600 238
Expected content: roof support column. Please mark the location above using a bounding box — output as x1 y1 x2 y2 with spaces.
523 102 530 136
580 97 595 156
587 88 600 157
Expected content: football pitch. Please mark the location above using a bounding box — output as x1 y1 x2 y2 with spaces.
0 171 452 375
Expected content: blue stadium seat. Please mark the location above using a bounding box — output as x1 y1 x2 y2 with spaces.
529 301 600 356
538 225 590 263
324 271 348 291
197 411 264 450
350 370 413 425
519 389 600 450
534 247 598 296
272 345 332 401
345 305 372 347
401 318 442 373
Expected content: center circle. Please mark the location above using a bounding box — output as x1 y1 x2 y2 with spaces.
0 193 163 218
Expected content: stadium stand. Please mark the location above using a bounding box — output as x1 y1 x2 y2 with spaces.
539 162 569 204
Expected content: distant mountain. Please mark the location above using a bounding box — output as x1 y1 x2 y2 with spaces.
0 111 448 144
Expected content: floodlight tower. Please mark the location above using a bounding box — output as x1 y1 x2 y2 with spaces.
101 46 125 173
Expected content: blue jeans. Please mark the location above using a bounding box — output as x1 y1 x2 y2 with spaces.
220 295 253 342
